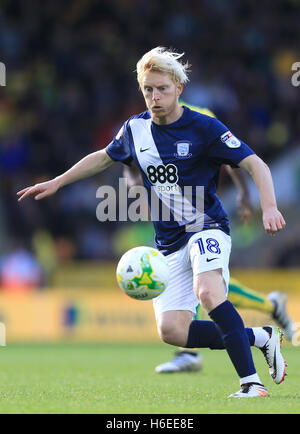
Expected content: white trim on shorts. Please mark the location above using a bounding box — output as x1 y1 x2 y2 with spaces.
152 229 232 319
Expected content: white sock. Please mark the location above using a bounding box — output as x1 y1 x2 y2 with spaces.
240 372 262 386
252 327 270 348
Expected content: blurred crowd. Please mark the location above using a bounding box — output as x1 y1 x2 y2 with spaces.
0 0 299 287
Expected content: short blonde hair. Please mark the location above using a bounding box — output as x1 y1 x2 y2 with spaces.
136 46 190 87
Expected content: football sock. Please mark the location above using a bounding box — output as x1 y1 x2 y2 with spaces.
208 300 257 378
238 372 262 386
186 320 227 349
185 318 262 385
186 319 255 349
251 327 270 348
228 278 274 313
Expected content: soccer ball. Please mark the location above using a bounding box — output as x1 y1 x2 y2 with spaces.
116 246 170 300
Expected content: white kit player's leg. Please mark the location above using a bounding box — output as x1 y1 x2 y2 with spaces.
153 230 277 397
156 310 193 347
153 244 198 347
188 230 267 398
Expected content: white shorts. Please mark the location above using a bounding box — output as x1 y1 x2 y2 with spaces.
152 229 232 319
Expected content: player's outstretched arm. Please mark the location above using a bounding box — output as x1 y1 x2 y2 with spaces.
238 154 286 235
17 149 114 202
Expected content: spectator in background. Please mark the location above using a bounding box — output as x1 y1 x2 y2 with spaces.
0 242 43 290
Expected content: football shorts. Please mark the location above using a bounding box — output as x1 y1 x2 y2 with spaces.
152 229 232 318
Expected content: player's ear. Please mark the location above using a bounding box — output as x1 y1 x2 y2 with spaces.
176 82 183 97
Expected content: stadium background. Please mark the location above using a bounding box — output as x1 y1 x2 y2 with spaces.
0 0 299 343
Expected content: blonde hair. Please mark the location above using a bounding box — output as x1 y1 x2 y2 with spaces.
136 46 190 87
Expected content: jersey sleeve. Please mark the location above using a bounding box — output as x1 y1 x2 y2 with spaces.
105 121 133 166
206 118 255 167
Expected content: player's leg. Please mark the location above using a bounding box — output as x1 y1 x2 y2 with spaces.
153 244 225 353
153 233 287 395
156 309 193 347
193 268 265 390
153 241 240 349
187 230 268 397
153 247 198 347
228 278 274 312
155 304 203 374
153 234 259 390
156 277 294 374
155 299 286 390
156 278 294 374
228 278 294 340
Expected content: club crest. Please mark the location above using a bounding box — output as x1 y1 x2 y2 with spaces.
174 141 192 158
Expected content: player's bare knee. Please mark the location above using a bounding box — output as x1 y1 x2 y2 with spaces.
157 320 185 347
198 288 215 312
158 322 176 345
195 269 226 312
195 278 214 306
157 326 172 344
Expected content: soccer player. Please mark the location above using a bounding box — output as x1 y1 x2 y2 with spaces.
17 47 287 398
124 161 293 374
123 104 294 374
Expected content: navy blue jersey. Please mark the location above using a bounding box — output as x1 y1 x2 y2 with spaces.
106 106 254 255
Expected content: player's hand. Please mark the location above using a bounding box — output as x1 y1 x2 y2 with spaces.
262 208 286 236
237 193 253 224
17 178 60 202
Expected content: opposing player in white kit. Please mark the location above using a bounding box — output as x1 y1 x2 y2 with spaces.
17 47 287 398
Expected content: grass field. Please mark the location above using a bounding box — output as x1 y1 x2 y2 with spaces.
0 342 299 414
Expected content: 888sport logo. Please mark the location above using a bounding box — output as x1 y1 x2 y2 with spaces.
146 164 178 184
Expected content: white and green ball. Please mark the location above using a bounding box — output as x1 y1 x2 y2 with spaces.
116 246 170 300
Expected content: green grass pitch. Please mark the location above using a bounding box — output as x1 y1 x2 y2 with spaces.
0 342 299 414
